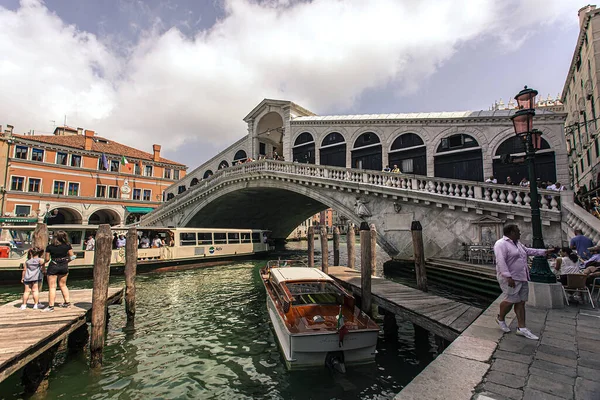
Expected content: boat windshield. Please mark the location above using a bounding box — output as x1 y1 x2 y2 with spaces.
286 282 344 306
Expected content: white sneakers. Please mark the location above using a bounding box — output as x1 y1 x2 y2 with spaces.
516 328 539 340
496 317 511 333
19 304 27 310
496 315 539 340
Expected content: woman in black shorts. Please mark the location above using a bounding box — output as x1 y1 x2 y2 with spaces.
44 231 74 312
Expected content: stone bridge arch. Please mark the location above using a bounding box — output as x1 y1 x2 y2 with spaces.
176 179 400 255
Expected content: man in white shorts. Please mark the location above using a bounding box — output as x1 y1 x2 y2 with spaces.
494 224 553 340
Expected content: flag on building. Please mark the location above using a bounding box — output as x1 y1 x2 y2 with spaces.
101 153 109 170
121 155 131 170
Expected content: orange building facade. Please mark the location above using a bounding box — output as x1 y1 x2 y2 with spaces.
0 124 186 226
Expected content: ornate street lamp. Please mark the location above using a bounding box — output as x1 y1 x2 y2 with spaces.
510 86 556 283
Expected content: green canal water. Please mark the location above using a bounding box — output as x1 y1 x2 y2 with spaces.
0 257 445 400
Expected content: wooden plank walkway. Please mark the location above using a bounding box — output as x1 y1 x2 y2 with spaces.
328 267 483 341
0 288 123 383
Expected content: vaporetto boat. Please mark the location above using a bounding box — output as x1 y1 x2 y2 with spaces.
0 225 272 283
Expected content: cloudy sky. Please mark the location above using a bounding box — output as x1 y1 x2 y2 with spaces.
0 0 583 169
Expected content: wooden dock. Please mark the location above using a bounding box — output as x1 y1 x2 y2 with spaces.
0 288 123 384
328 267 483 341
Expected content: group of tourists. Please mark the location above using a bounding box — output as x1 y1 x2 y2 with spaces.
485 175 565 191
493 225 600 340
382 165 401 173
20 230 74 313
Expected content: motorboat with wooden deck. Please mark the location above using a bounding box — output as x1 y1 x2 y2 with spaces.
0 225 272 283
260 260 380 371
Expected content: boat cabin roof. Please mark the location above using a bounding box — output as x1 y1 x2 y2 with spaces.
270 267 333 285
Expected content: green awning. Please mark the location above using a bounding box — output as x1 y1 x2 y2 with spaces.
0 217 38 223
125 206 155 214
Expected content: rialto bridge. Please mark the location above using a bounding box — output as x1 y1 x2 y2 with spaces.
142 99 600 259
141 160 600 259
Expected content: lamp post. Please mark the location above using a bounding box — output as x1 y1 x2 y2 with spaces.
510 86 556 283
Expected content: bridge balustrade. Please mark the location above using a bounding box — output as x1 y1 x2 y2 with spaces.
144 160 563 226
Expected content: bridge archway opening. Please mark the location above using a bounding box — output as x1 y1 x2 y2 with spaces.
47 207 83 225
88 209 121 226
218 160 229 170
190 177 200 186
434 134 483 181
166 193 175 201
203 170 213 179
388 133 426 175
293 132 315 163
184 187 329 240
320 132 346 167
493 136 556 184
233 150 247 165
256 112 284 158
352 132 382 171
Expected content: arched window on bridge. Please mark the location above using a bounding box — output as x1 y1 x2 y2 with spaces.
320 132 346 167
292 132 315 164
233 150 247 165
203 170 213 179
434 134 483 181
352 132 382 171
167 193 175 201
493 136 555 184
178 185 186 194
388 133 426 175
218 161 229 170
190 177 200 186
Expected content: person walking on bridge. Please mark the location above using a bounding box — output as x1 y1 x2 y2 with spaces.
494 224 553 340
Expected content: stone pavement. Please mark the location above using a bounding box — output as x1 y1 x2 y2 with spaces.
474 305 600 400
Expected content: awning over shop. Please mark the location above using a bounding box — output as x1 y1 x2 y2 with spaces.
0 217 38 224
125 206 155 214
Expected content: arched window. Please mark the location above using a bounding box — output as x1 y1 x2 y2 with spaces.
203 170 213 179
218 161 229 170
167 193 175 200
293 132 315 164
434 134 483 181
351 132 382 171
320 132 346 167
493 136 555 184
388 133 426 175
178 185 186 194
190 177 200 186
233 150 247 164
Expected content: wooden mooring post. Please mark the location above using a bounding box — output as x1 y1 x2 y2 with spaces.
320 226 329 273
90 224 111 368
125 227 137 323
307 226 314 268
411 221 428 292
333 226 340 266
347 223 355 270
359 222 374 315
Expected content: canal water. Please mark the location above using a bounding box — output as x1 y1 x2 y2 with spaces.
0 242 489 399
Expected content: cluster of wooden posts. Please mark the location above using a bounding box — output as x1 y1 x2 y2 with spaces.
306 220 428 314
20 223 138 394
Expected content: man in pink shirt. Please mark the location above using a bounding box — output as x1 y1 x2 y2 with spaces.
494 224 553 340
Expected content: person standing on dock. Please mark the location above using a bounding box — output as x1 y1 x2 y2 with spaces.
494 224 553 340
44 231 74 312
20 247 45 310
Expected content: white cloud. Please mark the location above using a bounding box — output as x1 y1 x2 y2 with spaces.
0 0 580 166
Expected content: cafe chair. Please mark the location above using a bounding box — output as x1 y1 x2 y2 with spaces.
562 274 595 308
